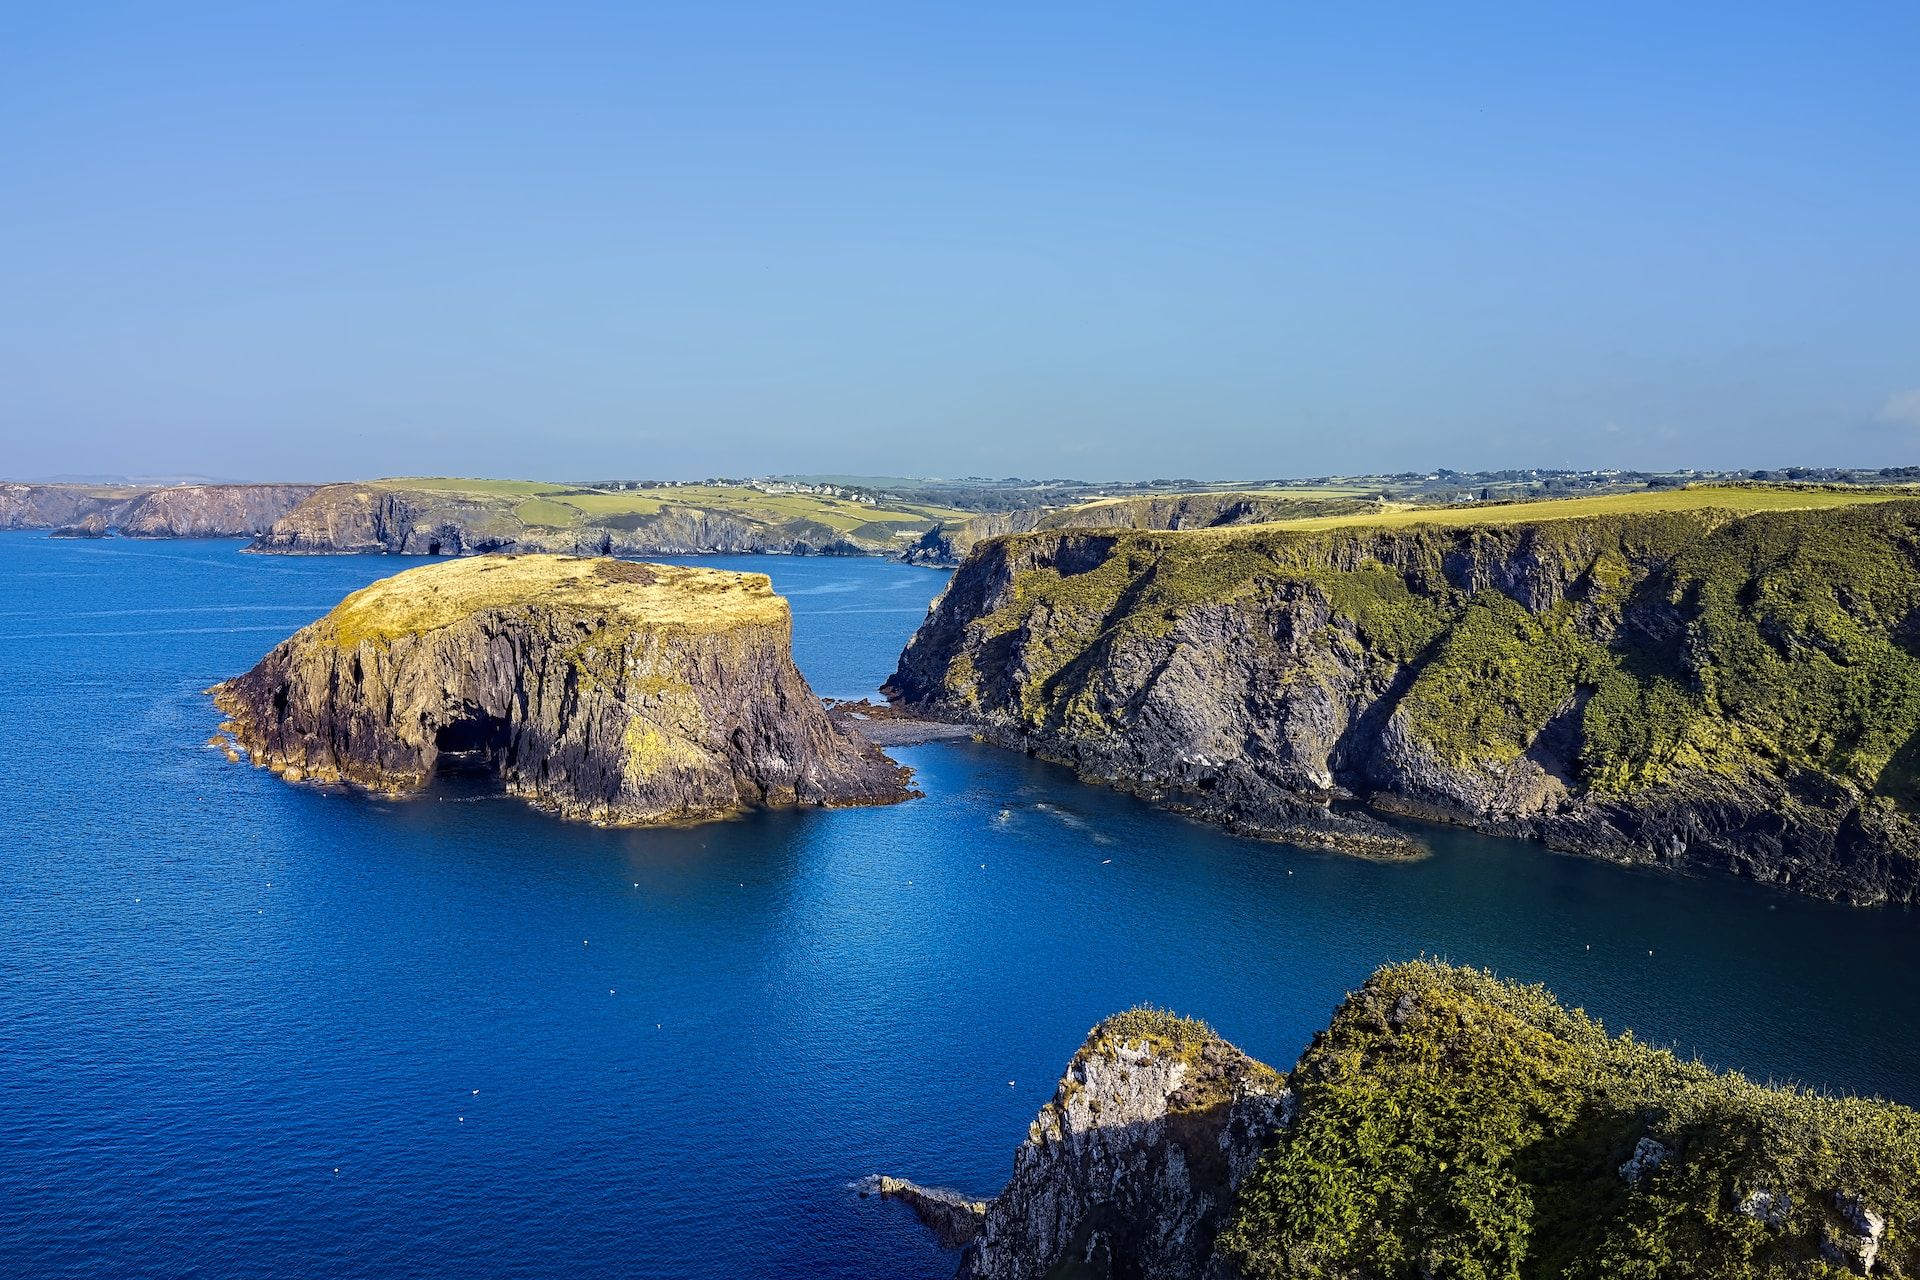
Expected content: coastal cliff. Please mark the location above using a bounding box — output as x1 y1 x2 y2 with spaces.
117 483 315 537
886 962 1920 1279
902 494 1378 567
212 555 912 823
886 496 1920 903
0 482 313 537
250 481 926 557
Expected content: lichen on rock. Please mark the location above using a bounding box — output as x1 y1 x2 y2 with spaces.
211 554 913 824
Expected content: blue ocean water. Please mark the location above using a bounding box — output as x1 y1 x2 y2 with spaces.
3 534 1919 1279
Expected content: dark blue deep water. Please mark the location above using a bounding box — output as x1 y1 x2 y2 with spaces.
5 535 1920 1279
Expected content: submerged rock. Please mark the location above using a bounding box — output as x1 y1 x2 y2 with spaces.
211 554 914 824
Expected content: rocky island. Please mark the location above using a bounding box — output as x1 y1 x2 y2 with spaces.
212 554 913 824
881 962 1920 1279
888 488 1920 904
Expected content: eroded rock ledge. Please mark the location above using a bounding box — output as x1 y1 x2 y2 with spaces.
212 554 913 824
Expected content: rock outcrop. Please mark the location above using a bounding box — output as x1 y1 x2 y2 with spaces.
858 1177 988 1249
961 1010 1290 1280
885 963 1920 1280
50 513 111 538
212 555 913 824
887 498 1920 903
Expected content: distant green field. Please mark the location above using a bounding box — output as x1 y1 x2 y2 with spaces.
1235 484 1913 534
367 477 968 543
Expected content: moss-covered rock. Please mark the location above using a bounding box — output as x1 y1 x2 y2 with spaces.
1224 961 1920 1280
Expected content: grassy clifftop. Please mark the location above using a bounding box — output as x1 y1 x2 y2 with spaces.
321 554 786 648
367 476 967 547
1223 961 1920 1279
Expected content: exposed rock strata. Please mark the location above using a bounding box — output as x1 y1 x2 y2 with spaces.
886 963 1920 1279
117 484 315 537
887 501 1920 903
212 555 913 824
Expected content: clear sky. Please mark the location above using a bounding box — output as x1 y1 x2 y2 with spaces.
4 3 1917 482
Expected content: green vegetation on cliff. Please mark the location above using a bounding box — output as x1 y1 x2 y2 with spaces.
1222 961 1920 1279
321 554 786 649
923 493 1920 804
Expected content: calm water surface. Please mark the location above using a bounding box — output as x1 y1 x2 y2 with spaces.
3 535 1918 1279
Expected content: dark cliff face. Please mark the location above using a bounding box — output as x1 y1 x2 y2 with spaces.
886 501 1920 904
212 555 912 824
250 483 872 557
887 965 1920 1280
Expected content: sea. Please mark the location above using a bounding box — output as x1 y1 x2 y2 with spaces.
4 534 1918 1278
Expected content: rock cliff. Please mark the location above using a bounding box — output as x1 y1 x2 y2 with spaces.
251 482 883 557
887 499 1920 903
0 483 143 529
886 962 1920 1279
212 555 913 823
117 484 315 537
0 482 314 537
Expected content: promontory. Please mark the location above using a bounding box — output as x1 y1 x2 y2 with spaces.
887 487 1920 904
212 554 913 823
878 961 1920 1279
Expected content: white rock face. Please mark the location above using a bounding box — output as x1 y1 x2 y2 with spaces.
962 1024 1290 1280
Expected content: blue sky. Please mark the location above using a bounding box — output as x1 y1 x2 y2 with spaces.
3 3 1916 481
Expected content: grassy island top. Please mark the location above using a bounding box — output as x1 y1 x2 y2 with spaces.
1210 482 1913 535
323 555 786 647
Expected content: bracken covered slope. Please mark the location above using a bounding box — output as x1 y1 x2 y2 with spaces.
212 555 913 824
887 495 1920 902
888 963 1920 1280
